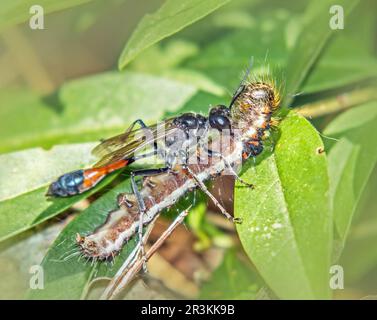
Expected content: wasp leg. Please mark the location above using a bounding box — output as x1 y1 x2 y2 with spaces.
130 167 171 272
126 119 159 155
204 148 254 189
102 119 159 155
100 119 147 151
124 119 148 133
184 165 242 224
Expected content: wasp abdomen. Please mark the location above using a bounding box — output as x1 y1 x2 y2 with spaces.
47 158 131 198
46 170 84 197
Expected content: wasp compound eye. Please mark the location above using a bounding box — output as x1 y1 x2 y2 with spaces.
209 114 231 130
209 105 231 130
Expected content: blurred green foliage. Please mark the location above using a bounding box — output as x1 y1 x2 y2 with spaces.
0 0 376 300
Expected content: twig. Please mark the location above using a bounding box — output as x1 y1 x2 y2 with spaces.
296 87 377 118
100 206 191 300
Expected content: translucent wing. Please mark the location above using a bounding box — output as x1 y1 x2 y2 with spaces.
92 119 177 167
92 127 147 158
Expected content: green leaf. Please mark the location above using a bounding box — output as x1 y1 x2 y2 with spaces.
118 0 231 69
0 71 196 153
0 0 93 32
185 12 290 90
128 39 226 95
0 90 62 154
341 226 377 284
185 2 374 105
199 249 261 299
301 2 377 94
301 33 377 95
130 39 200 73
0 143 119 242
235 112 331 299
324 102 377 243
339 170 377 283
283 0 360 107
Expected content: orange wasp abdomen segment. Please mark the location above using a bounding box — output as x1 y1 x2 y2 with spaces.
80 159 130 192
47 158 132 197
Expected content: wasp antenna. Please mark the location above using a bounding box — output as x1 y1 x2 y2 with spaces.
229 57 255 109
241 56 254 85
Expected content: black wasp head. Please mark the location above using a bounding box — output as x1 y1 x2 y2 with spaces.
209 105 231 131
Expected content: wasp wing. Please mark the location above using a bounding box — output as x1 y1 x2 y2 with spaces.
92 128 143 158
92 119 177 167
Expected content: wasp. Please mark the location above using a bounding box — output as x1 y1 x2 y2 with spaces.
47 68 280 264
46 107 235 197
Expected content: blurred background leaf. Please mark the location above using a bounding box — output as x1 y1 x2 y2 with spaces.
118 0 232 69
185 11 290 92
339 170 377 285
199 249 262 299
282 0 360 107
0 72 196 153
302 35 377 94
324 102 377 244
0 0 376 300
0 0 94 33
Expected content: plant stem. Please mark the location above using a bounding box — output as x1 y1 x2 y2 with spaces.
296 87 377 118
